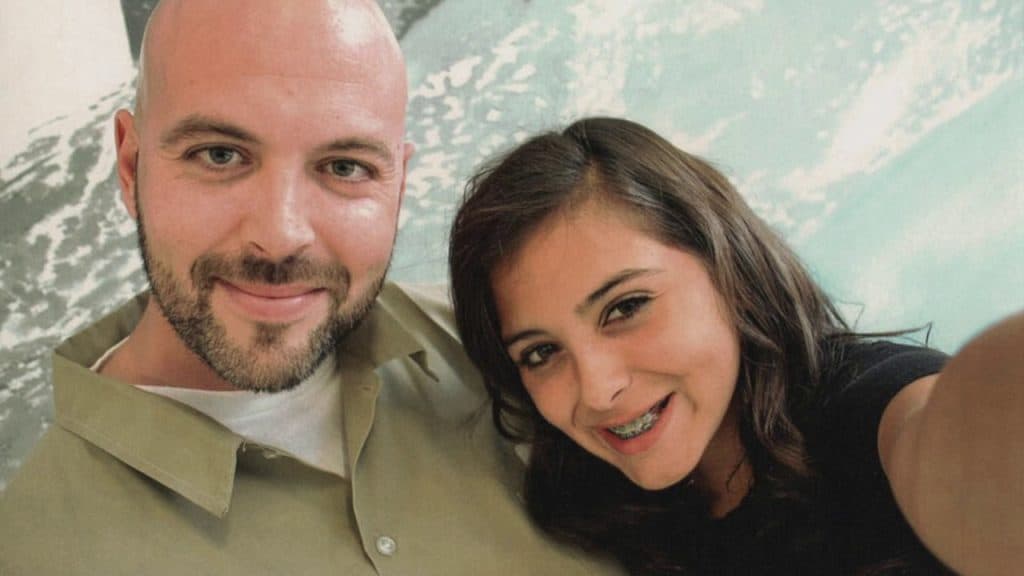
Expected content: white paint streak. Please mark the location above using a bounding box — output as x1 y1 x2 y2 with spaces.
782 6 1013 201
564 0 762 117
474 23 538 91
751 75 765 100
667 114 744 156
851 178 1024 329
448 55 482 88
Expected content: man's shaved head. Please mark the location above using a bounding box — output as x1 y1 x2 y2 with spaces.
134 0 406 129
113 0 413 392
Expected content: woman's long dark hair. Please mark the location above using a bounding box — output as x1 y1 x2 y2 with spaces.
448 117 875 573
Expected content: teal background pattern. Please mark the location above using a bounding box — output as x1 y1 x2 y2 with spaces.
1 0 1021 488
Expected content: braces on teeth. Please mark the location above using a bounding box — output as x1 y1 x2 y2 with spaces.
609 408 659 439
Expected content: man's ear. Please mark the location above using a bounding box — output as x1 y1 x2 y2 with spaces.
114 109 140 220
398 141 415 206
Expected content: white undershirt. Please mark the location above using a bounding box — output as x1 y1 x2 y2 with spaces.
92 340 348 478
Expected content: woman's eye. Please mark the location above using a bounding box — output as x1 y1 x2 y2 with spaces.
324 159 372 180
517 343 559 369
604 295 651 324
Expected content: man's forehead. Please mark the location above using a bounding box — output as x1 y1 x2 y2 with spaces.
145 92 405 164
142 0 404 101
157 55 381 91
150 0 391 45
157 20 386 81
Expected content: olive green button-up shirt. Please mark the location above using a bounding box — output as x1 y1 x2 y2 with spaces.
0 283 623 576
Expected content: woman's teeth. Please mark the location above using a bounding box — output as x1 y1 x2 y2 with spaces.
607 397 668 440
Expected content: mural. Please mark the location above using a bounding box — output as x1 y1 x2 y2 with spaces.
1 0 1021 489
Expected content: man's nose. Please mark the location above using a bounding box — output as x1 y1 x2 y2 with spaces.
243 168 316 260
574 346 630 412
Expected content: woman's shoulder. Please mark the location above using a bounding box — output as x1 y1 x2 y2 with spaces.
797 340 956 575
804 338 948 488
819 338 948 403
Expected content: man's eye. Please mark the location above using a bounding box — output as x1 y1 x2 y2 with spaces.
517 343 559 369
604 295 651 324
200 146 238 165
187 146 245 169
324 159 372 180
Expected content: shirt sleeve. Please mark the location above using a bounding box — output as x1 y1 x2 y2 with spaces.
817 341 948 491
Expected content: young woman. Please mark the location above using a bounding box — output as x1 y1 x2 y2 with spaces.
448 117 1023 574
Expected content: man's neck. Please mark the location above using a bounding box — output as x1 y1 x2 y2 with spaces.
99 300 238 391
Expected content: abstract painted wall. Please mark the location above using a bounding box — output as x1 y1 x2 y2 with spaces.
1 0 1021 488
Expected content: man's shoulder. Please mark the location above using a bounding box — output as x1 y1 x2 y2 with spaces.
55 293 148 368
0 425 127 571
379 281 460 343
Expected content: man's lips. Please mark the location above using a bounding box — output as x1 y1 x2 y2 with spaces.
215 279 328 322
219 279 323 299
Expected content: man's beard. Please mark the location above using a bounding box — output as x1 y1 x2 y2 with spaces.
135 198 386 392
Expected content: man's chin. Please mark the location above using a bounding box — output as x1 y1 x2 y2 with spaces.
207 322 339 392
211 346 328 393
151 263 385 392
218 315 311 350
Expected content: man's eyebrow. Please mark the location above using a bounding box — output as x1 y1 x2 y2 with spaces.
574 268 659 315
160 115 259 148
317 138 395 165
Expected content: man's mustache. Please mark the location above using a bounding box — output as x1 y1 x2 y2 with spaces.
190 253 351 293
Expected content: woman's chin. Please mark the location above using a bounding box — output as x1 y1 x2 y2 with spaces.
622 468 690 492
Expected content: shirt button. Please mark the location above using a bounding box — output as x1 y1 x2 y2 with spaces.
376 535 397 556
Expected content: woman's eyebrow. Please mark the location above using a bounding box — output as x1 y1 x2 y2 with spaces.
574 268 660 315
502 268 661 348
502 328 546 350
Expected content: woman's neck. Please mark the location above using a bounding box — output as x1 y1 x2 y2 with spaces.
694 405 754 518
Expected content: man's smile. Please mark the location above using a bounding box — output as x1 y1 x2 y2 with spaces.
216 279 328 323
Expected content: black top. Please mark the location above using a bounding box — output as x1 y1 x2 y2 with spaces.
693 341 953 575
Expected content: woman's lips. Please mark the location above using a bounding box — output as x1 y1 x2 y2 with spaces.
606 395 672 439
597 393 676 456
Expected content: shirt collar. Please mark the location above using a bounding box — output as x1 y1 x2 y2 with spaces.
337 282 431 375
51 285 427 517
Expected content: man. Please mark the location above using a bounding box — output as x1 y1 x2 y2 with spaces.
0 1 622 574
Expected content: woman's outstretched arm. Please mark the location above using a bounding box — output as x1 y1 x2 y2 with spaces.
879 310 1024 576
